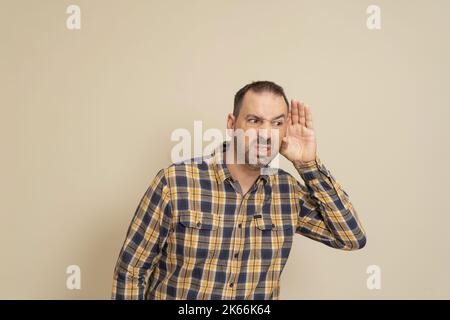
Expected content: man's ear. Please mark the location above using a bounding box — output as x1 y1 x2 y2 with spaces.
226 113 235 130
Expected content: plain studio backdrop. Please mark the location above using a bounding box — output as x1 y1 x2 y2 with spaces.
1 0 449 299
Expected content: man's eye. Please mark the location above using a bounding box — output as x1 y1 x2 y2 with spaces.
248 119 258 124
273 121 283 126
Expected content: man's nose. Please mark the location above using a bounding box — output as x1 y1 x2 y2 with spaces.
257 122 272 141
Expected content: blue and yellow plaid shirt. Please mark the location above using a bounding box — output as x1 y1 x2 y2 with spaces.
111 141 366 299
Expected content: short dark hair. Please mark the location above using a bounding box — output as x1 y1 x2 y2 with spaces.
233 80 289 118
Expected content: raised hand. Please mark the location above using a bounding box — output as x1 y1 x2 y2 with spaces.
280 99 317 164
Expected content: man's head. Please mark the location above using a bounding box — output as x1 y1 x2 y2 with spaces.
227 81 290 168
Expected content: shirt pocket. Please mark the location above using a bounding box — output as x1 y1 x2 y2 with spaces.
251 213 293 265
175 210 219 265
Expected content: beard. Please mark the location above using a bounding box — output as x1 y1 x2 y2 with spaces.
229 126 281 168
244 138 279 168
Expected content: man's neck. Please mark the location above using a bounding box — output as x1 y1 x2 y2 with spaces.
224 150 261 195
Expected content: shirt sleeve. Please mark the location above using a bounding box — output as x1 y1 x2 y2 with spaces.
111 168 172 299
294 156 367 250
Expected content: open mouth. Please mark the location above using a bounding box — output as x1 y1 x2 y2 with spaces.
253 142 271 155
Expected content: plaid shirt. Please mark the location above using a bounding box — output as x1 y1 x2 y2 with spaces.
111 141 366 299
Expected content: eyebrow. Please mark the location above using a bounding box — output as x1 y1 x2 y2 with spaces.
246 113 286 121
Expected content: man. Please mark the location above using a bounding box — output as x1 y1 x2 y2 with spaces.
111 81 366 300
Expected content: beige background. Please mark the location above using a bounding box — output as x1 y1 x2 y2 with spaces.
1 0 449 299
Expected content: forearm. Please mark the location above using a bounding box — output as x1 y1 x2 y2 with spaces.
295 156 367 250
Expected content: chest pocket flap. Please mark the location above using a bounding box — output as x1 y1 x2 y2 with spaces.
179 210 218 230
254 213 293 231
254 213 275 231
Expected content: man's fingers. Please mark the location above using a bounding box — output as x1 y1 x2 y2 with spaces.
305 104 314 129
299 101 306 126
291 99 314 129
291 99 299 124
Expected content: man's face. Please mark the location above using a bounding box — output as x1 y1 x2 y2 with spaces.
227 90 289 168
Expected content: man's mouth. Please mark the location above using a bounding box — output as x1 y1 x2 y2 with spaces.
253 142 271 155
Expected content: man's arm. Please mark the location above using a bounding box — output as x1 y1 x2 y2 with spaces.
279 99 366 250
111 168 172 299
294 157 366 250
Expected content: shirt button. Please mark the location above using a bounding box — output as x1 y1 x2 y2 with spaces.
229 282 234 288
238 223 242 228
197 222 201 227
234 252 239 258
271 223 275 229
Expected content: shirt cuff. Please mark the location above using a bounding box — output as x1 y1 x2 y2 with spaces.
294 155 331 181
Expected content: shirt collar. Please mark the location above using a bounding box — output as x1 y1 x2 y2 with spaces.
210 140 270 185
